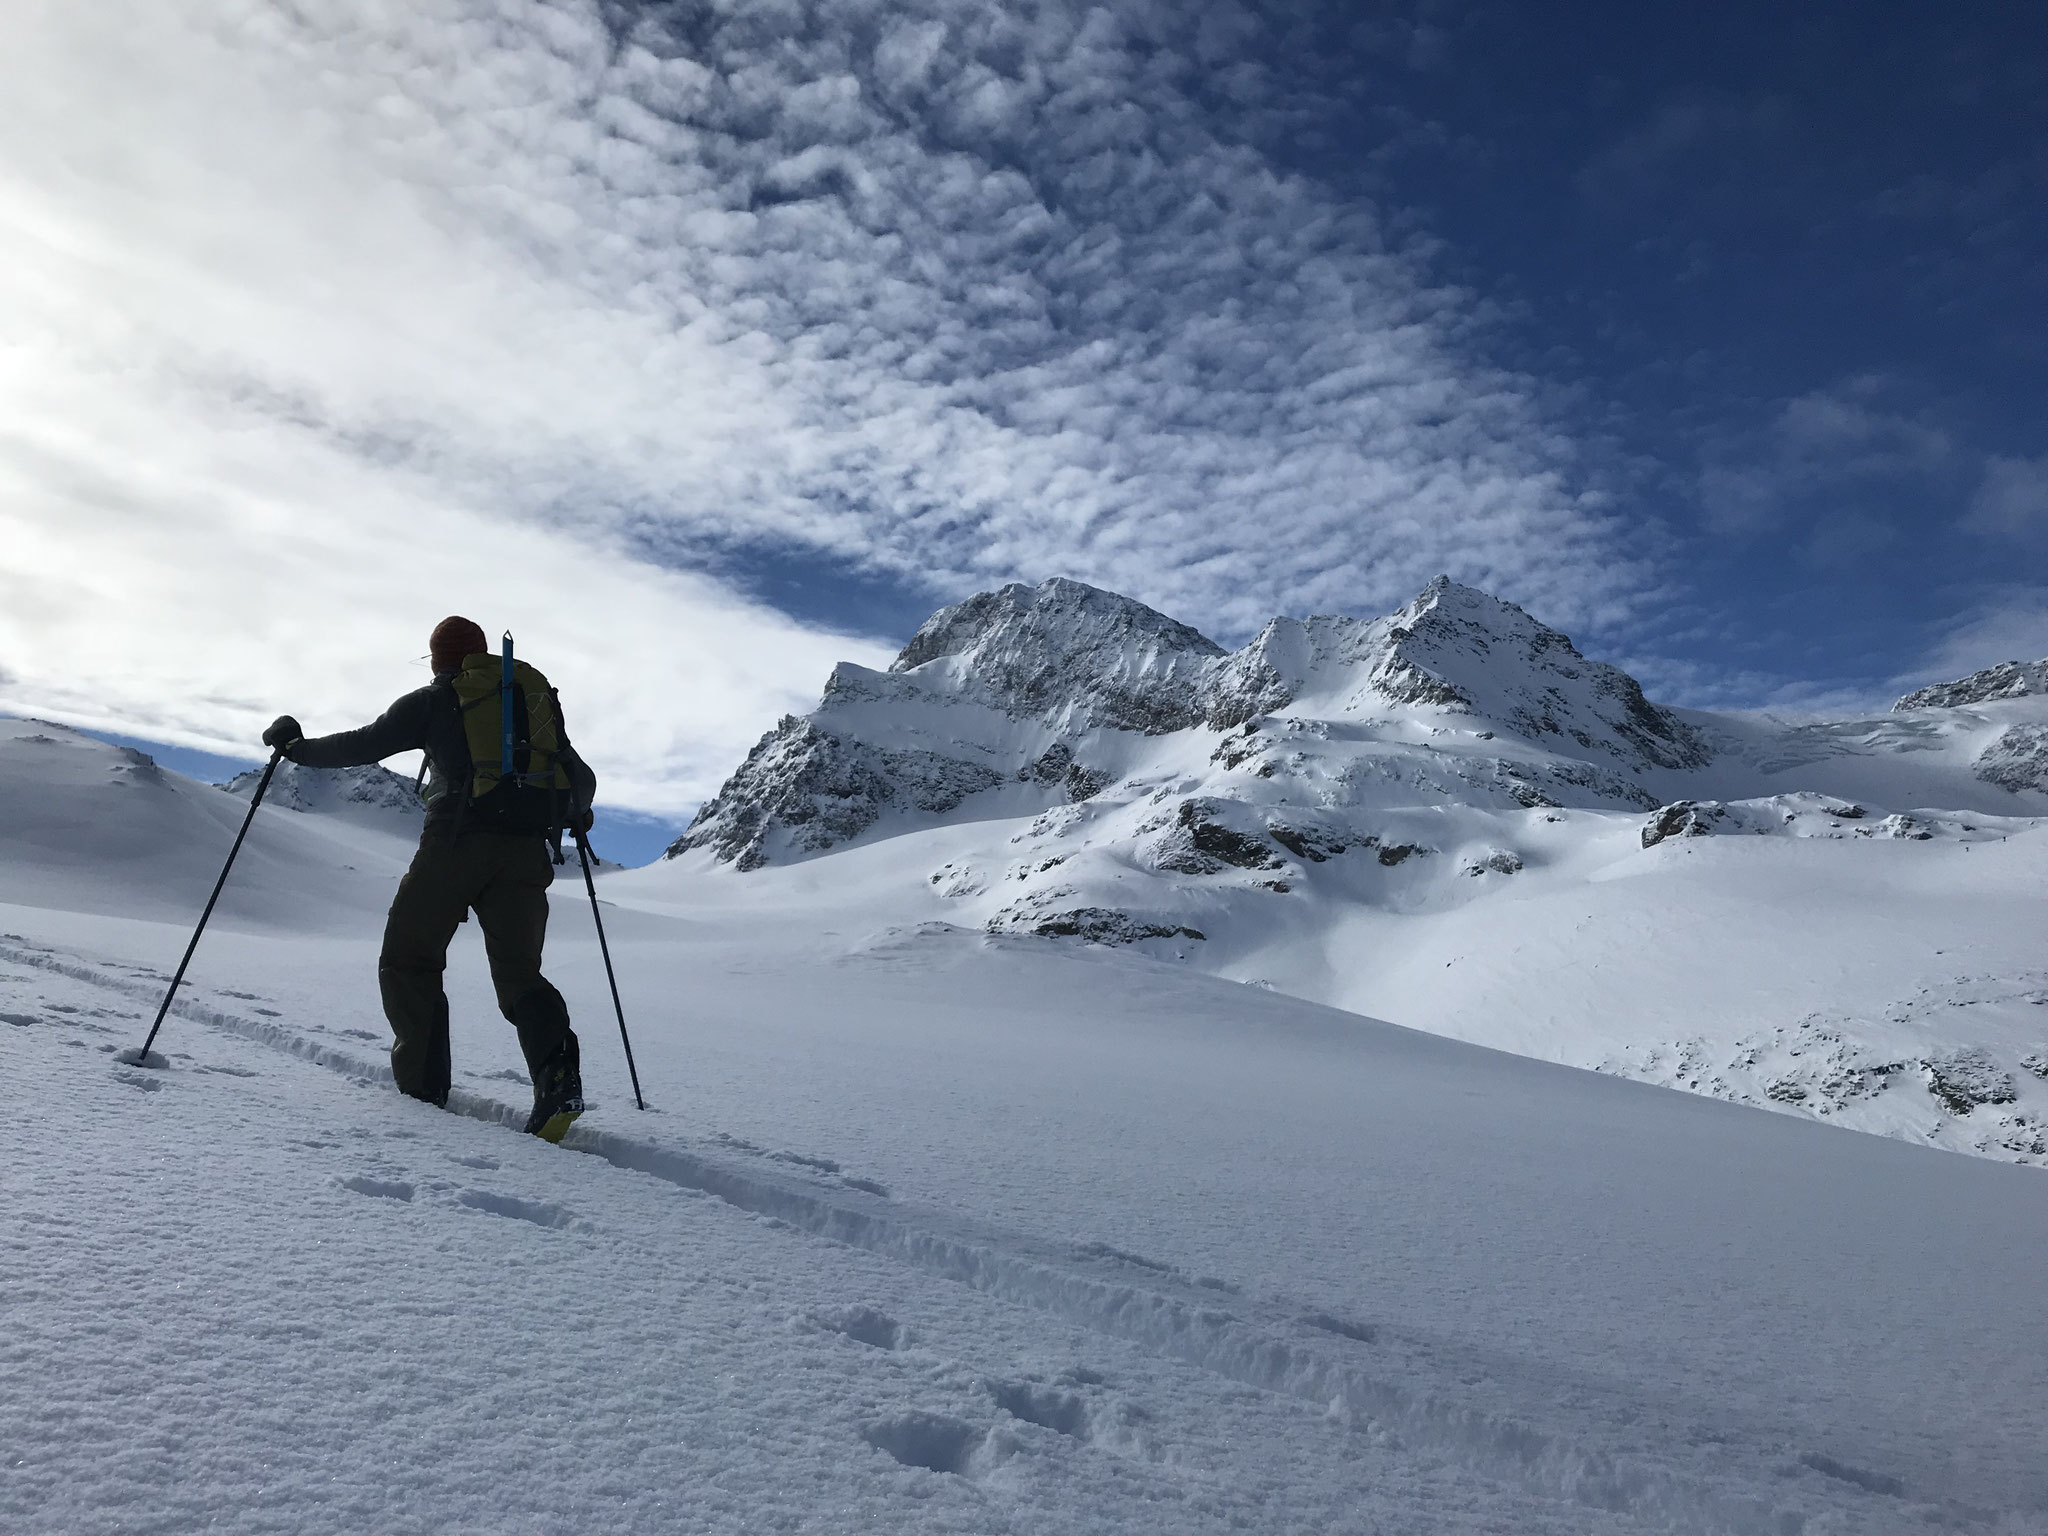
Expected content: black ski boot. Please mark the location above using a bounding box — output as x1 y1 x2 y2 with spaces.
524 1038 584 1144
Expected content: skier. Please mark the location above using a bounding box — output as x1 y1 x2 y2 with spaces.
262 616 598 1141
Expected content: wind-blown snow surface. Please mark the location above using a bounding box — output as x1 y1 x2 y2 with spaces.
4 716 2048 1532
667 577 2048 1164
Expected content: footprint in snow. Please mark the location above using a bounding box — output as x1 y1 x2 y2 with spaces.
811 1305 907 1351
768 1149 841 1174
1302 1311 1378 1344
860 1412 988 1476
456 1190 588 1231
339 1176 415 1202
990 1380 1091 1439
988 1373 1160 1462
1799 1452 1905 1498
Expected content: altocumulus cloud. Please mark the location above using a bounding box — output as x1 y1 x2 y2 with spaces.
1 0 1648 813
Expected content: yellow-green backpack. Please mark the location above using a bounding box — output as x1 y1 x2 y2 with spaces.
443 637 571 832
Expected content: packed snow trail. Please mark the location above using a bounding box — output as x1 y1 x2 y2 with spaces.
2 946 1649 1536
5 934 2043 1534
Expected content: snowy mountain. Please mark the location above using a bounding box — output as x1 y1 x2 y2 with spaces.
662 577 2048 1167
222 759 424 825
673 576 1713 872
0 718 414 924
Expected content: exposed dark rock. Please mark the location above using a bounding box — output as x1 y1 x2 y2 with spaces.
1461 849 1523 876
1017 741 1110 802
1064 764 1109 800
1642 801 1728 849
1376 843 1424 867
1975 725 2048 794
1266 823 1347 862
1895 658 2048 711
668 718 1002 870
1925 1050 2017 1116
1175 800 1282 870
1019 742 1073 782
1210 725 1268 771
1021 907 1207 945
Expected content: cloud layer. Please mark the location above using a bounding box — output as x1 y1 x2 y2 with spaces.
2 0 1656 810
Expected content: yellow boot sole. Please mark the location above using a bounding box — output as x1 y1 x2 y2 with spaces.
533 1107 582 1144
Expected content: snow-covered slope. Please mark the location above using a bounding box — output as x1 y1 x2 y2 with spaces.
0 718 415 925
7 692 2048 1531
661 578 2048 1165
6 857 2048 1532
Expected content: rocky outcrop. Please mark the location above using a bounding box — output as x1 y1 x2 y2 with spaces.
1976 725 2048 794
1008 906 1206 946
222 761 422 818
1925 1049 2018 1116
670 718 1003 870
1641 801 1727 848
1895 658 2048 711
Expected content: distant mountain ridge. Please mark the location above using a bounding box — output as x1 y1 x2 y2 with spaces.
223 760 423 820
1896 657 2048 711
673 576 1714 870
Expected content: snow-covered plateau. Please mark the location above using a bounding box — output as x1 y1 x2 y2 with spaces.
5 575 2048 1534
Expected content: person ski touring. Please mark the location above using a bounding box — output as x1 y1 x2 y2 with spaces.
262 617 598 1141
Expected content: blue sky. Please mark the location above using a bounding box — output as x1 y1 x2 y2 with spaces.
2 2 2043 861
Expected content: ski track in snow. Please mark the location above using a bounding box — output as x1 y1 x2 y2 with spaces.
2 937 2035 1536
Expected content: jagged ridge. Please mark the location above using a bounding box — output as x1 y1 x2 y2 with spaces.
670 575 1708 870
1896 658 2048 712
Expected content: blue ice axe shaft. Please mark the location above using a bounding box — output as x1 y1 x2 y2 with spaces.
500 631 516 777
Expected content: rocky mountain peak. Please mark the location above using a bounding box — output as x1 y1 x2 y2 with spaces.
892 577 1222 673
1894 658 2048 712
889 577 1226 735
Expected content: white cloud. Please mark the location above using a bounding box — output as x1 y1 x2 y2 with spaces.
1913 589 2048 688
1965 455 2048 545
1695 379 1955 540
1 0 1658 810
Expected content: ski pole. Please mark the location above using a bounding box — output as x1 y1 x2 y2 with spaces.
124 747 284 1067
574 827 645 1110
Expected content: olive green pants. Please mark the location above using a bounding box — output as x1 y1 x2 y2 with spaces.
378 830 576 1106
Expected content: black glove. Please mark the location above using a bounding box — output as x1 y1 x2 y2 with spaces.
262 715 303 752
570 807 595 837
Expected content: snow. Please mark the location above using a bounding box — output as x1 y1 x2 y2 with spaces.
5 712 2048 1532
